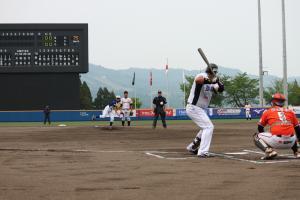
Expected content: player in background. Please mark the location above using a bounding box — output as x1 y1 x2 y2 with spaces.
93 96 122 129
152 90 167 129
120 91 133 126
254 93 300 159
244 102 252 120
186 64 224 157
43 105 51 125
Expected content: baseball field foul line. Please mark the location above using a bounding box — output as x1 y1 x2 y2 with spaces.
0 148 135 153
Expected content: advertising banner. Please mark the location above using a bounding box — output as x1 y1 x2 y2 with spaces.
176 109 187 117
216 108 241 116
251 108 266 117
293 106 300 115
136 109 173 117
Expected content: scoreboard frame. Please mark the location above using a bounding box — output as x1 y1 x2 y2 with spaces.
0 23 88 73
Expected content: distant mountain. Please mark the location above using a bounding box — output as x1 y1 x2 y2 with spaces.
81 64 300 108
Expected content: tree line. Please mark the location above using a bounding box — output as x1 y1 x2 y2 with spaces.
180 72 300 107
79 80 142 110
80 73 300 109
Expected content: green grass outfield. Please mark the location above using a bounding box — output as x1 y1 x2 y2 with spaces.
0 119 261 127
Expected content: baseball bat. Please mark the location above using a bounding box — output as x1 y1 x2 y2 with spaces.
197 48 210 66
197 48 215 77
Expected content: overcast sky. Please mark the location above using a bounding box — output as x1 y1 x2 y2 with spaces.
1 0 299 77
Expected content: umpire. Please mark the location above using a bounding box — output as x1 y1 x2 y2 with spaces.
43 105 51 125
152 90 167 128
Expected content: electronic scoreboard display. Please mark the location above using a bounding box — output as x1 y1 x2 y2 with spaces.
0 24 88 73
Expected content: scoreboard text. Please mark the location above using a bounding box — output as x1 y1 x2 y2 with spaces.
0 24 88 73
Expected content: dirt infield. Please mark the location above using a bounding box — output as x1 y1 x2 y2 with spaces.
0 120 299 200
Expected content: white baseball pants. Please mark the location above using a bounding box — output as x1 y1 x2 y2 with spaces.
245 110 251 119
121 109 131 121
101 105 117 122
258 132 296 149
186 104 214 156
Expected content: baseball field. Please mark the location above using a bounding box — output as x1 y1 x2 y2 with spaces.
0 119 299 200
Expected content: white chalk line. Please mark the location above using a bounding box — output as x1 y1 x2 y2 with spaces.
0 148 135 153
1 148 298 164
243 149 295 159
144 150 299 164
210 152 289 164
225 152 249 155
145 152 165 159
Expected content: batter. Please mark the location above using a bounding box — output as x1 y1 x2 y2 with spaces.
186 64 224 157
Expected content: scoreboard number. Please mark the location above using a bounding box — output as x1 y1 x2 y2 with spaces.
0 24 88 73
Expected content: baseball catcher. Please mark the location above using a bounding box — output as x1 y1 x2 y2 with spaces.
186 64 224 157
254 93 300 159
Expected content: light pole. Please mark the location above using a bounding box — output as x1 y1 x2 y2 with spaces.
257 0 264 107
281 0 288 106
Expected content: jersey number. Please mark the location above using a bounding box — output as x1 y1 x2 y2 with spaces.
277 111 288 123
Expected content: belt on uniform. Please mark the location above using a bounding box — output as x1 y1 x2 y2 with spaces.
275 134 294 137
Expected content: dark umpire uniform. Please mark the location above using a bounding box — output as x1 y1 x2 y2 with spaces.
43 105 51 125
152 90 167 128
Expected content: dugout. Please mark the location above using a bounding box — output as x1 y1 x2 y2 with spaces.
0 24 88 110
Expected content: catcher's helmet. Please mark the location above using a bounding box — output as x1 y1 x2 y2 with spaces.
271 93 286 107
205 63 218 74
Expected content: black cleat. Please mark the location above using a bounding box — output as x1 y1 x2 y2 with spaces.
198 153 214 158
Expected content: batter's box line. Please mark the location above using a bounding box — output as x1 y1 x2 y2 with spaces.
243 149 295 158
145 150 299 164
145 152 195 160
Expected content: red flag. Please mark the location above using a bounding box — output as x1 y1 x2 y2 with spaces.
150 71 152 86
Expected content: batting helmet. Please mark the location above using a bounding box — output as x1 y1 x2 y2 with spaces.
205 63 218 75
271 93 286 107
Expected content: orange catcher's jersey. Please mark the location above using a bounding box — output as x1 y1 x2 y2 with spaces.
259 107 299 136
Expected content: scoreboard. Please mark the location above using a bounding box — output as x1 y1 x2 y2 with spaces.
0 24 88 110
0 24 88 73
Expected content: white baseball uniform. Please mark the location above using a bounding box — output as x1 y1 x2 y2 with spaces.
244 104 252 119
100 105 116 122
121 97 133 121
186 72 218 156
257 132 296 149
100 100 121 122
